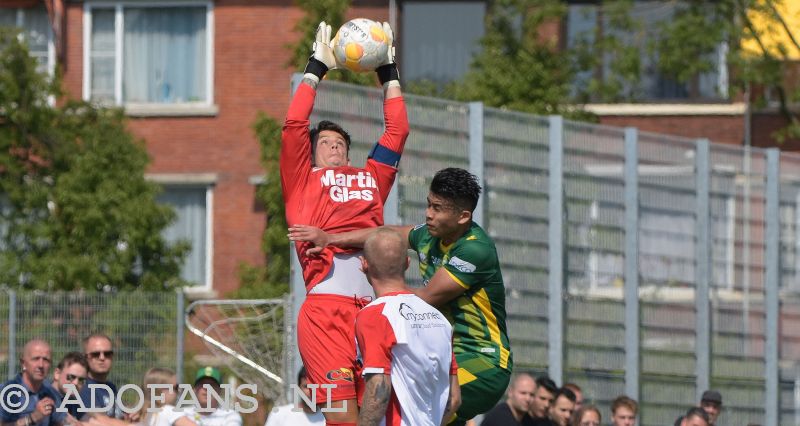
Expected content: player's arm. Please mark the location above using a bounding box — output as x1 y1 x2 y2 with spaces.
414 267 468 307
288 224 413 255
359 373 393 426
281 22 338 199
367 23 409 202
442 373 461 426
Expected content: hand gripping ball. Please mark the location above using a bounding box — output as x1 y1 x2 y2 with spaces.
332 18 389 72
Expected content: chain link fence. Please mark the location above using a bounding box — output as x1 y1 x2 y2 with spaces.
298 76 800 425
0 290 181 390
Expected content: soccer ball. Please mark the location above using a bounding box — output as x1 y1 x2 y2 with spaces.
332 18 389 72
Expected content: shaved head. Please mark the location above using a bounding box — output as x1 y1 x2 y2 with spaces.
363 228 408 280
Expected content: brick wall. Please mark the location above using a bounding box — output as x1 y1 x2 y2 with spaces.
60 1 390 295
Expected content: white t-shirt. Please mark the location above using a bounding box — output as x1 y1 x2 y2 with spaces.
355 291 456 426
184 407 242 426
264 404 324 426
144 404 190 426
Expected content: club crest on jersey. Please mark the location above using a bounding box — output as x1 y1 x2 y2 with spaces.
319 170 377 203
325 367 354 382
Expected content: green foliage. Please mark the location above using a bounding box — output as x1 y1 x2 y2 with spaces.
0 29 187 291
289 0 376 86
234 114 289 299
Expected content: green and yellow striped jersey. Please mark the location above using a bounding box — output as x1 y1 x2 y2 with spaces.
408 222 512 371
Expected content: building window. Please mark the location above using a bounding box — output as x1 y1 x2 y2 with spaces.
83 2 213 106
566 1 727 101
157 185 212 289
401 1 486 84
0 5 54 74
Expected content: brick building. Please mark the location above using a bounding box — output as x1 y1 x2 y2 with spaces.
1 0 795 296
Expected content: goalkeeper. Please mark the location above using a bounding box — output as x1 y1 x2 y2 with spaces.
281 20 408 426
289 168 512 425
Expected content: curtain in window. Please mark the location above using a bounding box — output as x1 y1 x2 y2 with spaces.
123 7 206 103
158 186 207 286
91 9 115 103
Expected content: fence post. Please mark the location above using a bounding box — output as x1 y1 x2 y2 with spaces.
288 72 305 391
695 139 711 399
547 115 564 384
175 289 185 383
623 127 640 402
7 290 15 380
469 102 485 226
765 148 780 425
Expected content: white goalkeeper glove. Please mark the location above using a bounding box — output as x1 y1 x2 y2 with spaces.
304 21 337 83
375 22 399 86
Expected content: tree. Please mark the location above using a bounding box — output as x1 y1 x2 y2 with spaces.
0 29 188 291
234 115 289 299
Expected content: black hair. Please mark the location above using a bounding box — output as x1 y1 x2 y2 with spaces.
57 351 88 371
685 407 710 424
555 387 577 403
297 366 308 384
535 376 558 395
309 120 351 161
429 168 482 213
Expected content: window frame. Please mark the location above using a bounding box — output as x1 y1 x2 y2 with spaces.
82 0 215 111
149 174 216 293
1 6 56 76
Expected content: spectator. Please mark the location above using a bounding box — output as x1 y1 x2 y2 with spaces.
675 390 723 426
680 407 710 426
0 339 66 425
610 396 637 426
80 333 121 420
548 388 576 426
481 373 536 426
528 377 557 423
137 367 197 426
51 351 89 421
264 367 324 426
184 367 242 426
563 383 583 412
571 405 601 426
699 390 722 425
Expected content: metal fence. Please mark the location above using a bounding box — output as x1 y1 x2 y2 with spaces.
290 74 800 425
0 289 183 389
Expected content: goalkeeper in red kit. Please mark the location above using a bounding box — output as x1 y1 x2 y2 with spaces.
281 21 408 425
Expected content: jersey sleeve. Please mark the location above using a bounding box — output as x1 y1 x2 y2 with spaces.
280 82 315 206
450 349 458 375
355 304 397 375
407 223 427 253
365 96 409 203
444 241 497 290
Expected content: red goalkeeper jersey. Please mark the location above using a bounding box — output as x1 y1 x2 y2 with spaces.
281 82 409 293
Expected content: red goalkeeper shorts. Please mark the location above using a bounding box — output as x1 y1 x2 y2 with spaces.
297 294 368 403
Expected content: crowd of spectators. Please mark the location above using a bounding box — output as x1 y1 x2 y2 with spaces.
0 335 242 426
479 372 725 426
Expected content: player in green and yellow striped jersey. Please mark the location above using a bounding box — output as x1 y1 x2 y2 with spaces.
288 167 512 426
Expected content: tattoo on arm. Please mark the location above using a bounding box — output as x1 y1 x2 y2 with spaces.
302 77 318 89
358 374 392 426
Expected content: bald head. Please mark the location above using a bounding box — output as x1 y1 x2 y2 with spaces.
20 339 52 387
363 228 408 281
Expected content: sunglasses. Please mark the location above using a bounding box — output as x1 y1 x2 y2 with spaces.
86 351 114 359
65 374 86 384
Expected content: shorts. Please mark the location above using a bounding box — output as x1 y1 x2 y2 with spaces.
297 294 368 403
450 352 511 425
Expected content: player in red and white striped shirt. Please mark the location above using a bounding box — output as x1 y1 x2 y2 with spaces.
355 228 460 426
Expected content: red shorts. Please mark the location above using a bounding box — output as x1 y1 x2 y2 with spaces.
297 294 368 403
